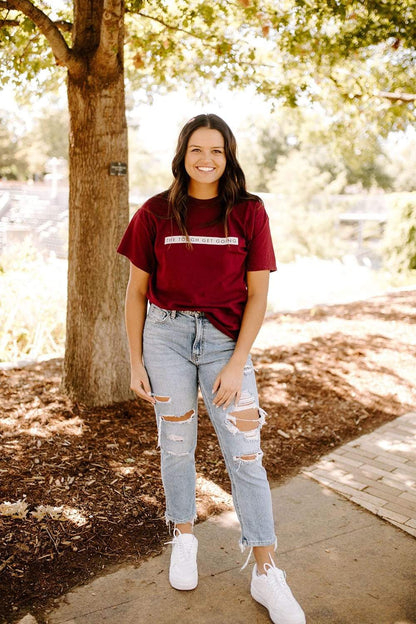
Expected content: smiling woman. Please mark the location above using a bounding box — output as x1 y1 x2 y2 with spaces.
117 113 305 624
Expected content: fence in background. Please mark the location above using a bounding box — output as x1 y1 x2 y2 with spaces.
0 183 390 264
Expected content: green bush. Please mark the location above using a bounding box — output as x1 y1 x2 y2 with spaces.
0 240 66 362
382 193 416 273
265 192 350 263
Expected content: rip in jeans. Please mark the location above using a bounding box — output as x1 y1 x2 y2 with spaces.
224 390 267 461
158 407 195 454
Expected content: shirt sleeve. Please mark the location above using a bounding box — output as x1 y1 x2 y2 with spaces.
117 204 156 274
246 202 277 272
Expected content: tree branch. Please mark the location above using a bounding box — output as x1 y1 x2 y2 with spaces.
0 16 73 32
329 73 416 105
133 10 280 61
55 20 73 33
136 10 215 42
3 0 83 75
92 0 124 77
0 18 19 25
377 90 416 103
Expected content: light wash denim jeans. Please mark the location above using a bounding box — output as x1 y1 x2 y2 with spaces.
143 303 277 549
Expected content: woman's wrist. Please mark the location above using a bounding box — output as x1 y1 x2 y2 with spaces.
130 357 144 370
229 351 248 367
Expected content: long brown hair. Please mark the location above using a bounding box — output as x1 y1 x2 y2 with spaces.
168 114 259 239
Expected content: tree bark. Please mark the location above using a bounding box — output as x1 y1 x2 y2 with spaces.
63 69 131 405
4 0 132 405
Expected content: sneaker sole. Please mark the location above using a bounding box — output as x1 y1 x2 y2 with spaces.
251 586 306 624
169 576 198 591
251 585 270 611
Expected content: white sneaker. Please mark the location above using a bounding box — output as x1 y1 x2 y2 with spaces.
168 529 198 590
251 562 306 624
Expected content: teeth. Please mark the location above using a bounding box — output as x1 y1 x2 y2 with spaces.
197 167 214 172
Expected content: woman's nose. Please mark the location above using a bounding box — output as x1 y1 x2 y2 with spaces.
199 151 213 162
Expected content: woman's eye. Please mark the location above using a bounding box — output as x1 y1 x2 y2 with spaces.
191 148 200 152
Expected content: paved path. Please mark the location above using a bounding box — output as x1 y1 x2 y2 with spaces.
44 416 416 624
45 474 416 624
304 411 416 537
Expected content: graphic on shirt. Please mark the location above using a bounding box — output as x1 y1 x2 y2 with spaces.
165 235 239 246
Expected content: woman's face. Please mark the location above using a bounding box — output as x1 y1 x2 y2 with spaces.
184 127 226 194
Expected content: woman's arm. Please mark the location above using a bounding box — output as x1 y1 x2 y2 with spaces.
212 270 270 408
124 263 155 404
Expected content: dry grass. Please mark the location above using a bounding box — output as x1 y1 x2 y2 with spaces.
0 242 66 362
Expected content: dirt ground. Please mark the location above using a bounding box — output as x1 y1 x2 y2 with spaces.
1 289 415 623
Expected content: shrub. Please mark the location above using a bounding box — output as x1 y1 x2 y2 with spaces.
0 239 66 362
382 193 416 273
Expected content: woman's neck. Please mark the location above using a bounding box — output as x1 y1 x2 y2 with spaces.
188 181 219 199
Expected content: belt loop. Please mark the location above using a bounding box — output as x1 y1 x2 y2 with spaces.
170 310 177 319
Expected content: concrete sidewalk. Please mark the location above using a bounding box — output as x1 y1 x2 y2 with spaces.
45 471 416 624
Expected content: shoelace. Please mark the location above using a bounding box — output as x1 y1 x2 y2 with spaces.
240 546 253 570
165 529 195 562
240 541 278 571
263 563 292 598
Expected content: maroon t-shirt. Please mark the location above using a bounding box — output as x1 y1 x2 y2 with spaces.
117 192 276 340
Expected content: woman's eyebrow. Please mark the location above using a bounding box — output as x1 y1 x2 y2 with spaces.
188 144 224 148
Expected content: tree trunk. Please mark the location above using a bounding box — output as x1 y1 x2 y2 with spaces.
63 69 131 406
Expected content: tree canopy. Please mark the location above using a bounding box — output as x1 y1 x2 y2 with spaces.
1 0 414 406
1 0 415 132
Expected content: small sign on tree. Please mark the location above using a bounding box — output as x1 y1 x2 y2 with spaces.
109 162 127 176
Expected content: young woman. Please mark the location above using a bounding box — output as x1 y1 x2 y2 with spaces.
117 114 305 624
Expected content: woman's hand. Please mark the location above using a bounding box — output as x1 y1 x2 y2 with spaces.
212 359 245 409
130 363 155 405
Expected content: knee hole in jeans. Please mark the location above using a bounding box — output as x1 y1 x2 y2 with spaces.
228 407 259 432
161 409 195 423
226 390 260 434
154 395 171 403
225 391 267 440
234 452 262 462
160 410 195 455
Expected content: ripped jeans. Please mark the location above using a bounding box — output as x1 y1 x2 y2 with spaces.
143 303 277 549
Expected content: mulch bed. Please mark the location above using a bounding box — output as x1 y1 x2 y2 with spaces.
1 289 415 623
